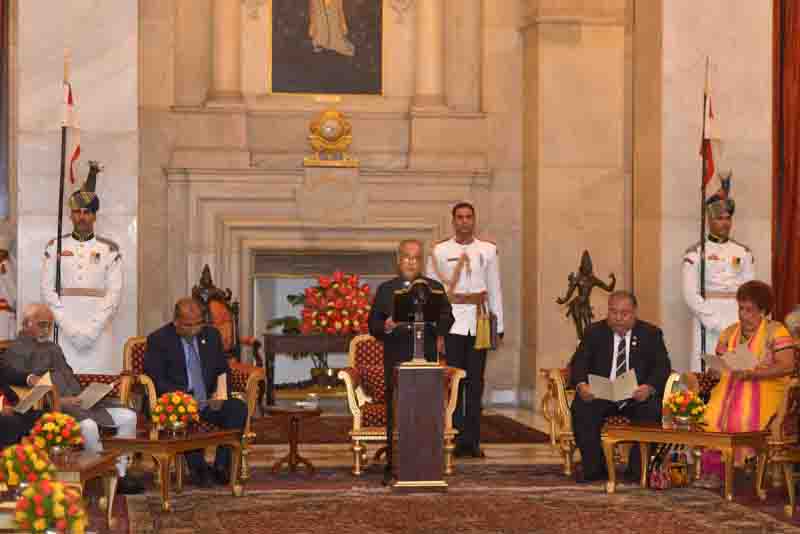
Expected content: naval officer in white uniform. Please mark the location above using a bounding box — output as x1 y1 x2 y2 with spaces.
683 177 754 372
41 162 123 374
427 202 504 458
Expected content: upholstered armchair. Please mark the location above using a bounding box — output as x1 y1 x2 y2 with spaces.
539 366 687 476
337 334 465 476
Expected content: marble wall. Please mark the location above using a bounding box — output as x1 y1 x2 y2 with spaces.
15 0 138 373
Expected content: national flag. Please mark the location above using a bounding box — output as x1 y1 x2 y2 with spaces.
699 64 716 188
62 82 80 184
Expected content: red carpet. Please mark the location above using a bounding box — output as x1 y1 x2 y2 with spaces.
251 413 550 445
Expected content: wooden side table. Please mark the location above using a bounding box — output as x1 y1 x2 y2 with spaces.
52 450 119 528
266 406 323 474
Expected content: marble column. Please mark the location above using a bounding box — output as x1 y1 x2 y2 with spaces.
211 0 242 101
413 0 446 108
446 0 481 112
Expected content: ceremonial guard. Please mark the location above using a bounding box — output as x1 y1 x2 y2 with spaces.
40 163 124 374
682 176 754 372
426 202 504 458
0 235 16 342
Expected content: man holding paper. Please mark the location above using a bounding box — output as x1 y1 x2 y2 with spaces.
0 359 40 447
1 303 143 494
144 297 246 488
570 291 671 483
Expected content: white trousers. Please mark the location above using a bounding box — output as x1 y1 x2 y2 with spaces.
79 407 137 477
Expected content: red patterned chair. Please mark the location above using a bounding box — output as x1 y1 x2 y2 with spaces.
337 334 465 475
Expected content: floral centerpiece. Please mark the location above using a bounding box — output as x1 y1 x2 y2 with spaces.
15 479 86 534
152 391 200 430
0 440 54 488
664 389 706 427
299 271 372 336
30 413 84 455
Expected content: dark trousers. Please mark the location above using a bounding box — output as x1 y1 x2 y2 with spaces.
570 394 662 478
0 411 39 448
384 360 398 473
185 398 247 474
445 333 487 450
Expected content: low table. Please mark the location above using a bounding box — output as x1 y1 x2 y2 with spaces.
602 422 768 501
265 406 322 474
52 450 119 527
103 427 243 512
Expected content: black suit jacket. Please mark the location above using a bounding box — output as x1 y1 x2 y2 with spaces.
570 320 671 396
144 323 231 398
0 357 28 404
368 276 455 365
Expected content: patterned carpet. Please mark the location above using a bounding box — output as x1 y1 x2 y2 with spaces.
251 414 550 445
114 465 800 534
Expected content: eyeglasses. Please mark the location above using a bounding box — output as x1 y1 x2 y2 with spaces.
399 255 422 264
36 321 53 329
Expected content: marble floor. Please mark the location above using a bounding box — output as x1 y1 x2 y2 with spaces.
246 405 564 469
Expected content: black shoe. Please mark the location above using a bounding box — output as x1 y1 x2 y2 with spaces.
471 446 486 459
577 471 608 484
212 465 230 486
382 467 394 486
190 466 212 488
117 475 145 495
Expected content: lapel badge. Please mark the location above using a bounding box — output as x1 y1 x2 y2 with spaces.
631 336 638 348
732 256 741 266
91 251 101 264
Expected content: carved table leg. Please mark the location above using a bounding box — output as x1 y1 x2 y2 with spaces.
784 462 796 517
639 443 650 488
603 439 617 493
154 454 173 512
104 474 118 528
755 452 769 501
722 449 734 501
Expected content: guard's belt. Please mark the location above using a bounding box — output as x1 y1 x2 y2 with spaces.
61 288 106 298
451 292 486 305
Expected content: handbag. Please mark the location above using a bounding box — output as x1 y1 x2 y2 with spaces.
475 301 498 351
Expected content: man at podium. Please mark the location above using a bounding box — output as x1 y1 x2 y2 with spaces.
368 239 455 485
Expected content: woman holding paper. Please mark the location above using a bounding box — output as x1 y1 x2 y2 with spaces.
699 281 794 485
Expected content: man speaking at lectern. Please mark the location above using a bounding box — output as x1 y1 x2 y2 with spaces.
368 239 455 485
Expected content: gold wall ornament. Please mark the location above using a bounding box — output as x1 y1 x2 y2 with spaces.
304 110 360 168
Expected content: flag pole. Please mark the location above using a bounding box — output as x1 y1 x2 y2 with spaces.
699 57 710 370
54 50 70 343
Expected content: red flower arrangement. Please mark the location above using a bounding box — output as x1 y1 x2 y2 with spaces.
300 271 372 335
15 479 86 534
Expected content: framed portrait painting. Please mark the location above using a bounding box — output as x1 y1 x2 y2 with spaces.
271 0 383 95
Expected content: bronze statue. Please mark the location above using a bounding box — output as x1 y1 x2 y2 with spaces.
556 251 616 340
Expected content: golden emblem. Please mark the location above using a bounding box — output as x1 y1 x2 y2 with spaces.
304 110 359 167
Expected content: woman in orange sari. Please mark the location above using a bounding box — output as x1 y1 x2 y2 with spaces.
699 281 795 484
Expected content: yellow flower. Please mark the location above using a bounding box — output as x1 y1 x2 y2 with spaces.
55 436 62 444
171 395 181 405
34 460 47 471
33 518 47 531
169 414 177 422
8 473 19 486
53 490 64 502
154 405 162 413
53 503 65 519
188 405 197 414
178 406 186 414
72 518 86 534
33 437 45 449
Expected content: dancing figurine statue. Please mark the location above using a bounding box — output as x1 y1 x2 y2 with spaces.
556 250 616 341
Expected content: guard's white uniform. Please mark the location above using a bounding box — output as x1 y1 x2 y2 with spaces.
0 255 16 341
682 237 754 371
41 234 123 373
426 237 504 336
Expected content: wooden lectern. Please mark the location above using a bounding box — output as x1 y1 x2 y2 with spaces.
391 280 448 492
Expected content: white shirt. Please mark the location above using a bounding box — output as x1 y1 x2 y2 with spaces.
426 236 504 336
609 330 632 380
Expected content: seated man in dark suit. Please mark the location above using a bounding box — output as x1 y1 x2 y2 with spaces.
144 297 247 487
368 239 455 485
570 290 671 483
0 360 40 448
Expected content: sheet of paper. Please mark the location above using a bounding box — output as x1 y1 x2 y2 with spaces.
13 385 51 414
213 374 228 400
701 353 730 372
727 344 758 370
77 382 115 410
588 370 639 402
38 371 53 387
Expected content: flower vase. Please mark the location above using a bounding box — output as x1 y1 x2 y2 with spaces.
673 415 692 429
166 421 187 438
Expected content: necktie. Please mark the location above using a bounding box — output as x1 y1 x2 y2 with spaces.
186 340 207 402
614 337 627 377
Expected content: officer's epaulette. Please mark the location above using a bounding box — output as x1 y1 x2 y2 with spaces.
476 236 499 253
96 236 120 252
683 241 702 255
729 239 752 253
45 233 72 249
430 237 451 250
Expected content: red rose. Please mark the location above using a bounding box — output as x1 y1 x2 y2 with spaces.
300 324 312 335
360 283 370 293
159 414 166 422
55 519 68 531
35 505 45 516
17 497 29 510
33 424 42 433
325 288 336 300
40 480 52 495
319 276 331 288
341 326 352 335
306 294 319 307
305 287 315 297
61 429 71 438
333 271 344 283
335 299 345 310
347 274 359 287
167 405 174 413
32 494 43 505
359 323 369 333
182 415 188 422
326 326 337 334
28 473 38 483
